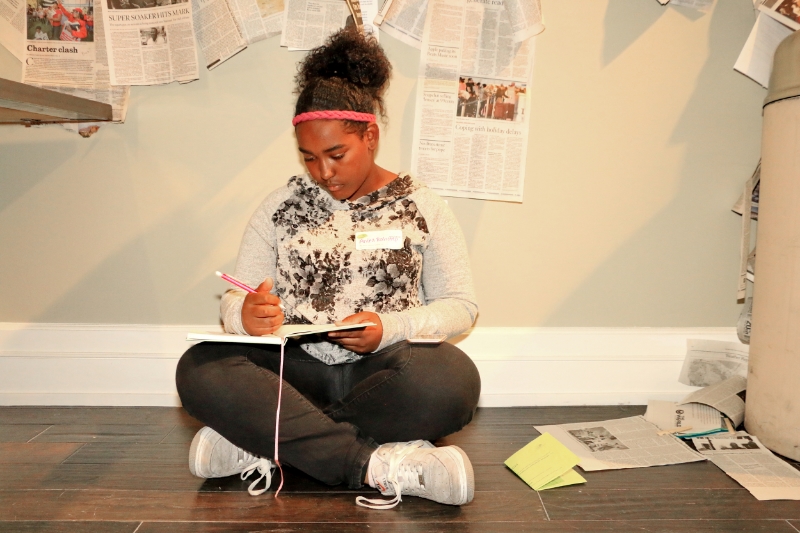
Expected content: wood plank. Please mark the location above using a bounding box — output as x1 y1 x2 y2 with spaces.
573 461 741 490
0 490 547 523
540 488 800 520
0 425 50 443
438 423 541 443
138 524 529 533
454 441 541 464
0 443 84 464
471 406 647 426
30 425 175 443
0 522 139 533
160 422 204 444
0 408 196 426
135 520 800 533
62 443 189 464
492 461 741 491
0 463 362 493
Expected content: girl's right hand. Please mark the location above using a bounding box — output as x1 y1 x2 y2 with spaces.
241 277 284 336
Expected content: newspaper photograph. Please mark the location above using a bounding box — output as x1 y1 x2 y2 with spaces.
758 0 800 31
190 0 245 69
102 0 199 85
693 434 800 500
281 0 378 50
678 339 749 387
679 375 747 427
534 416 706 472
23 0 130 125
1 0 25 61
374 0 426 48
23 0 96 84
645 400 727 438
409 0 542 201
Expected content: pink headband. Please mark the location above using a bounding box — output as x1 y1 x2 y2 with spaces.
292 110 376 127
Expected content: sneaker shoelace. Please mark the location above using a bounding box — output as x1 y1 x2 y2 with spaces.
241 457 276 496
355 440 426 510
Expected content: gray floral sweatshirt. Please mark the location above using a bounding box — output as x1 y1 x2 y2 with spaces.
220 172 478 365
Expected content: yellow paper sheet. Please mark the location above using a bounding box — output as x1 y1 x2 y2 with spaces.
537 468 586 490
504 433 586 490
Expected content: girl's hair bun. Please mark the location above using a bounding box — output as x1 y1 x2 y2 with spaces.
296 28 391 94
294 28 392 121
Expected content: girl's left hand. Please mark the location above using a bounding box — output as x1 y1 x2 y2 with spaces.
327 312 383 354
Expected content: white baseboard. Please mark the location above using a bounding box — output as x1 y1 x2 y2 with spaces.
0 323 740 407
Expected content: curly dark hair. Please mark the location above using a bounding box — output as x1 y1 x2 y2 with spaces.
294 28 392 132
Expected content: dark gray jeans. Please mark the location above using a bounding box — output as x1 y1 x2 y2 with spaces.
175 340 481 488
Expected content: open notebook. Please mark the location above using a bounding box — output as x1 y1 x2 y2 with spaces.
187 323 375 345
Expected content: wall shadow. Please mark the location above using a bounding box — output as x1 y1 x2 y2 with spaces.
543 0 763 327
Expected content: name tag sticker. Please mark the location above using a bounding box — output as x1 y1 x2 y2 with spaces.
355 230 404 250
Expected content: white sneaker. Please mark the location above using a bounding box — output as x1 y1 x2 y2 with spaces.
189 426 276 495
356 440 475 509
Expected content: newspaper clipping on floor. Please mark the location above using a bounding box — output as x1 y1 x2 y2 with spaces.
22 0 130 125
1 0 25 61
102 0 199 85
645 400 727 438
693 433 800 500
678 375 747 427
534 416 706 471
409 0 543 202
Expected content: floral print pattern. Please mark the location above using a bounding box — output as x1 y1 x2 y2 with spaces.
270 173 430 364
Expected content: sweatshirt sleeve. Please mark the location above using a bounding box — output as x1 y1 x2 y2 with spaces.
219 187 291 335
375 190 478 350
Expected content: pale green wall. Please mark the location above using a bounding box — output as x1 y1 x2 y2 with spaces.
0 0 765 326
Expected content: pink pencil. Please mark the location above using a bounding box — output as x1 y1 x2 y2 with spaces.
215 271 256 293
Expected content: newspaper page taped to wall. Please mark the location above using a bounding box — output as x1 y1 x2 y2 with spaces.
678 339 749 388
735 12 793 88
22 0 130 124
190 0 245 69
375 0 539 49
192 0 285 69
281 0 379 50
226 0 283 46
102 0 199 85
1 0 25 61
374 0 426 48
501 0 542 41
534 416 705 472
409 0 542 201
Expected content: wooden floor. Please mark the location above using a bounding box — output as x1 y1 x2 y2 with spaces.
2 405 800 532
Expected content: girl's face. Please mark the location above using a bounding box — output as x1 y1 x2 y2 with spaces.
296 119 378 201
